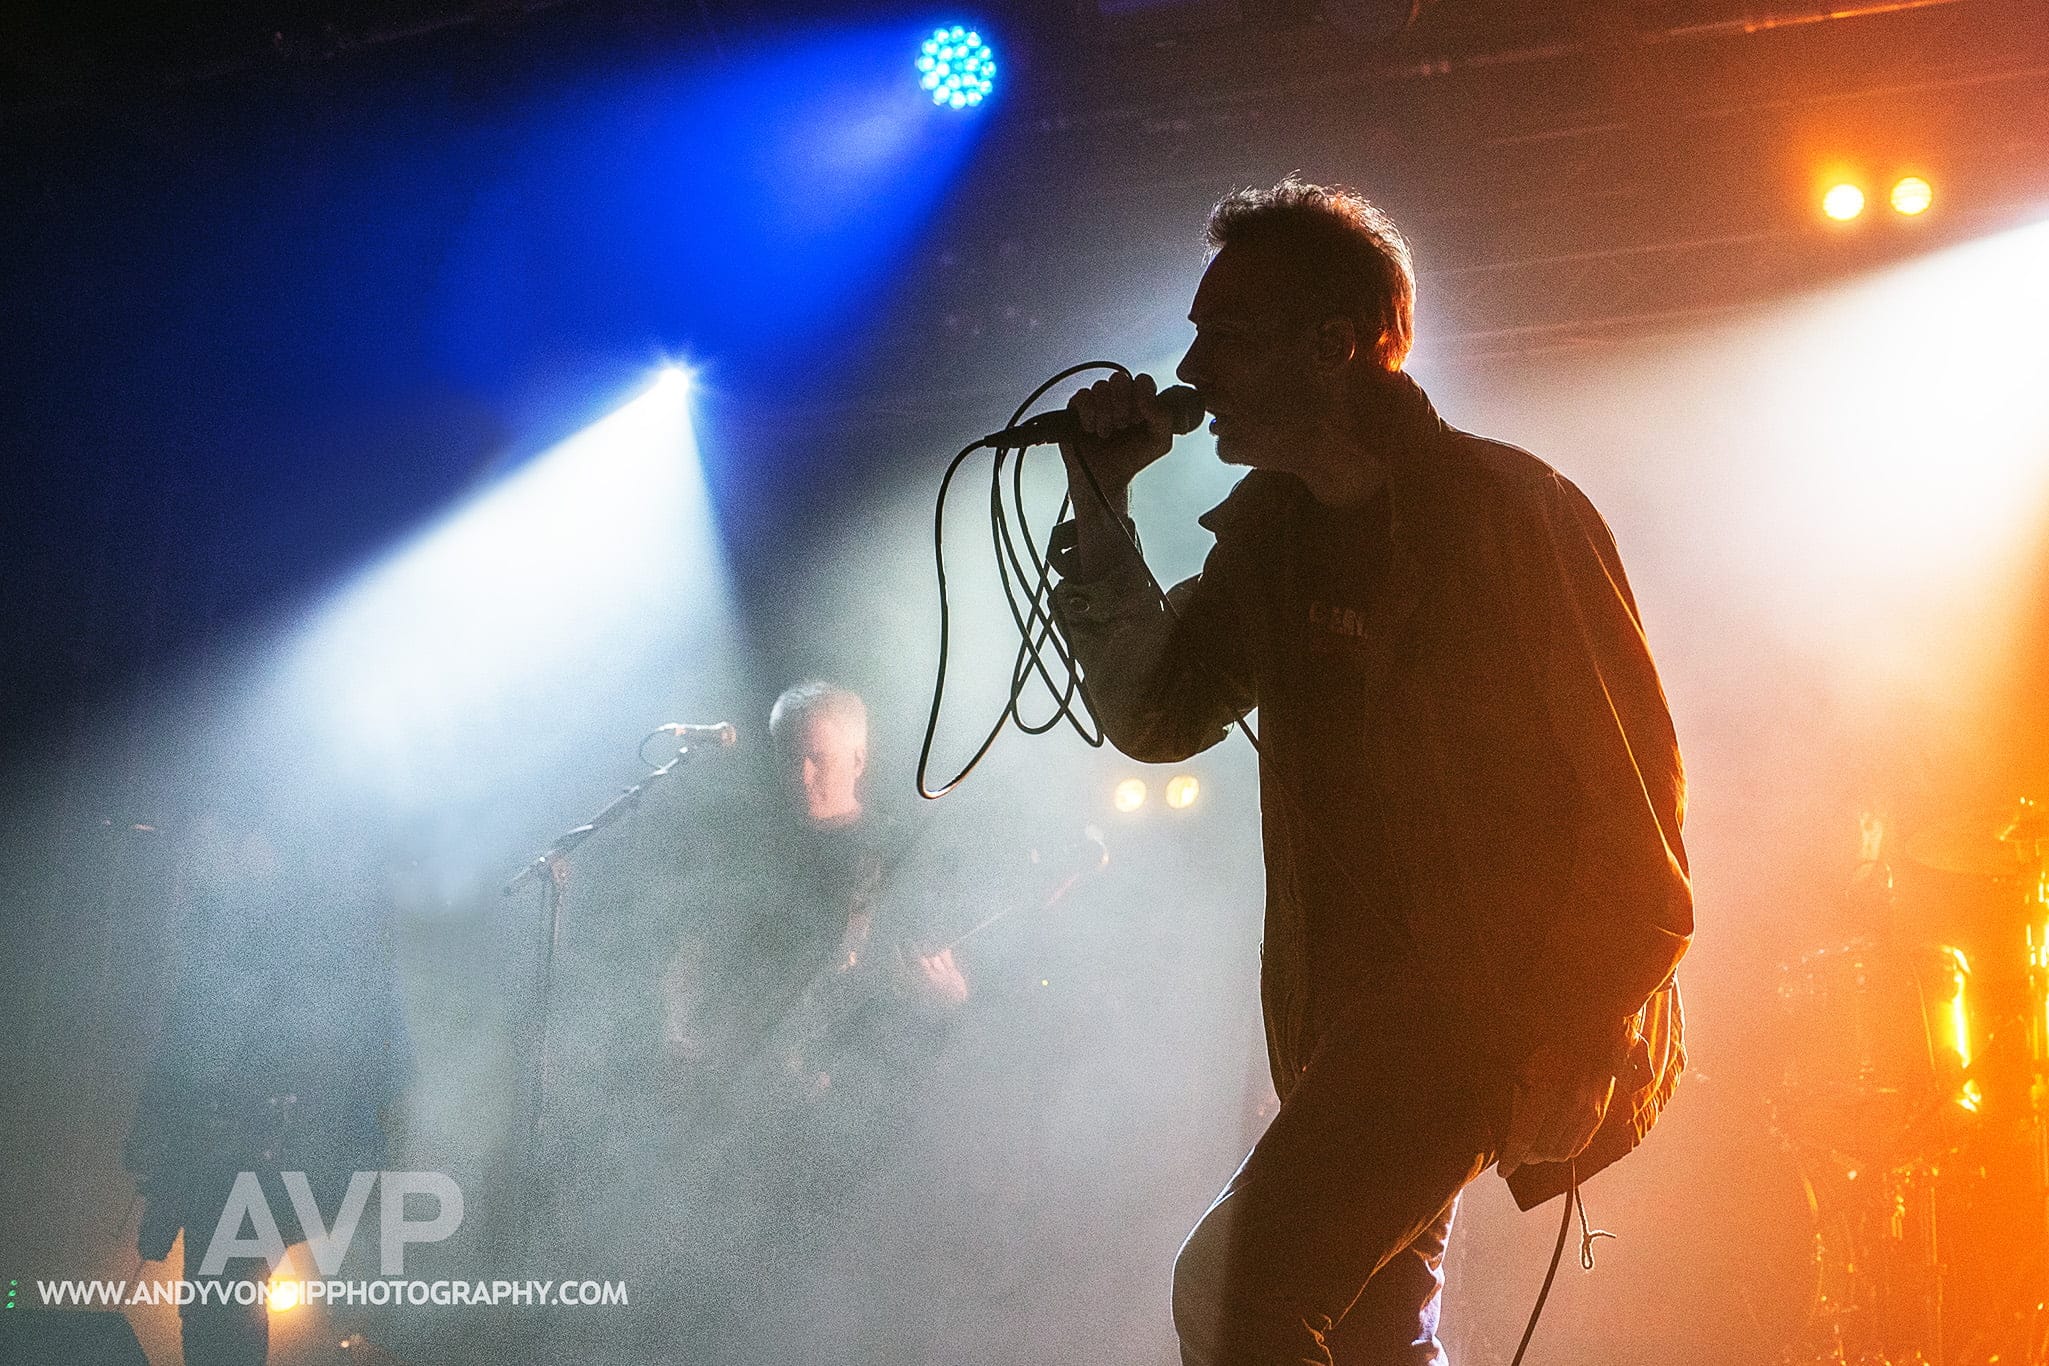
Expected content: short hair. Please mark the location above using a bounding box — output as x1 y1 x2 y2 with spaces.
768 680 868 747
1205 177 1416 371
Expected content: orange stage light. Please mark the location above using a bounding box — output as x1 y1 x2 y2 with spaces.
1891 176 1934 216
1822 183 1866 221
1938 944 1975 1109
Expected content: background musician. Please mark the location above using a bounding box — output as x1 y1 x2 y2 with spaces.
648 680 969 1363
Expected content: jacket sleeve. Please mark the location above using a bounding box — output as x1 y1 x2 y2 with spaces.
1045 516 1260 765
1518 472 1693 1049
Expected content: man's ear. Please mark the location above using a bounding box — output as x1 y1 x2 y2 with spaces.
852 745 868 780
1371 324 1401 371
1314 317 1358 371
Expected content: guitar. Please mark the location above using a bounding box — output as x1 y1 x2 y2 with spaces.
660 825 1110 1144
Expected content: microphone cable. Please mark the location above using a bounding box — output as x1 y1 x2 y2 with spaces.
917 361 1126 799
1507 1162 1616 1365
918 360 1272 800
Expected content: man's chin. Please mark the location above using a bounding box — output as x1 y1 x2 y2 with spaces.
1216 442 1274 471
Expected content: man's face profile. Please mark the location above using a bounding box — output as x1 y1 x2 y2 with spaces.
781 711 867 827
1177 242 1326 475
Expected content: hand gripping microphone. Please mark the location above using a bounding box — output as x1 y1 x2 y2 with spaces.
979 384 1205 449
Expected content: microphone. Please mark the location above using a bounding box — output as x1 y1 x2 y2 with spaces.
656 721 738 748
980 383 1205 449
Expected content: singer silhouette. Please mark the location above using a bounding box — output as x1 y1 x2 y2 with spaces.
1046 178 1692 1366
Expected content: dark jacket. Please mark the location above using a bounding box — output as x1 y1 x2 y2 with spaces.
1048 375 1691 1209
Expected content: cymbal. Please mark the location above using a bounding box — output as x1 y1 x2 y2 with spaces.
1906 800 2045 878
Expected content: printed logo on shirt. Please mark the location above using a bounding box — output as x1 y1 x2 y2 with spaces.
1307 601 1372 641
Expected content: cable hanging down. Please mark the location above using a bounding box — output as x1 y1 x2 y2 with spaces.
916 362 1129 800
918 361 1262 799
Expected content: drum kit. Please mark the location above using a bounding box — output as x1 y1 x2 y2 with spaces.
1776 797 2049 1365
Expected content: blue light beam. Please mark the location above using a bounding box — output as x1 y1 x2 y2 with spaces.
267 371 735 812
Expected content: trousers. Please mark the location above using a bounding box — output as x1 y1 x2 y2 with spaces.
1172 997 1513 1366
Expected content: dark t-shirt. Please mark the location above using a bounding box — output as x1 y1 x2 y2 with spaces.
663 809 950 1126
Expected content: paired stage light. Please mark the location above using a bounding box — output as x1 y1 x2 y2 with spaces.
1821 177 1935 223
916 25 995 108
1112 773 1200 812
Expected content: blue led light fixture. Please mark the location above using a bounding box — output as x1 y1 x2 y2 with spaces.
916 25 995 108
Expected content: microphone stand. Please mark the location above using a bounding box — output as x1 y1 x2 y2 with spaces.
495 741 721 1284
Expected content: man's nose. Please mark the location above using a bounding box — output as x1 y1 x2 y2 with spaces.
1174 344 1205 393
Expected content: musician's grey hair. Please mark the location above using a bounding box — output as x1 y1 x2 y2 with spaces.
768 680 868 747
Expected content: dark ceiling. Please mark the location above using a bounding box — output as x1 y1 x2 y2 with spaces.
7 0 2043 386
